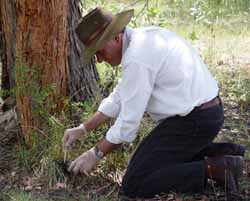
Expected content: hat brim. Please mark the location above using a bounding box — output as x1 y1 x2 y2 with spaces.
82 9 134 65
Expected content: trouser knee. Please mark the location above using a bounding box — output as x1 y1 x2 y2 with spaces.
120 172 140 198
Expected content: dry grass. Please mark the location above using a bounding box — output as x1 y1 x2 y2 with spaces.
1 0 250 200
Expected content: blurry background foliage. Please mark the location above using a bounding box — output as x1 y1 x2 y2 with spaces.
3 0 250 199
80 0 250 109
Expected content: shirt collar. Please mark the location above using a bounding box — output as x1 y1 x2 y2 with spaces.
122 27 133 56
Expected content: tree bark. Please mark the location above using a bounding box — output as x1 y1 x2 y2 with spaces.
14 0 70 144
0 0 99 145
0 0 16 99
68 0 99 101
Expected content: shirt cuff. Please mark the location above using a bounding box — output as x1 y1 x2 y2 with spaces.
106 131 124 144
105 126 137 144
98 99 120 118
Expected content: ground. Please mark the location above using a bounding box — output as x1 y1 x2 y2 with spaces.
1 0 250 200
0 44 250 201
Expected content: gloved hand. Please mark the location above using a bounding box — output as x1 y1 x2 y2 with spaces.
62 124 87 149
68 147 100 175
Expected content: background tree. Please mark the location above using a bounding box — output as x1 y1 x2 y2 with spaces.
0 0 16 104
0 0 99 145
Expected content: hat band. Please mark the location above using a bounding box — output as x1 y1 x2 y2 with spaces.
83 21 110 47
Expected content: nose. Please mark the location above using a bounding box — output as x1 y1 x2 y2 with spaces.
96 53 104 63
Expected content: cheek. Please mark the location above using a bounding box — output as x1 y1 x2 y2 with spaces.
103 49 114 59
102 41 120 60
109 45 120 58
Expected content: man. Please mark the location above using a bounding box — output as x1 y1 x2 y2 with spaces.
62 8 245 200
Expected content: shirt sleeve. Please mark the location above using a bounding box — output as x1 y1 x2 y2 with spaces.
98 79 122 118
105 62 156 144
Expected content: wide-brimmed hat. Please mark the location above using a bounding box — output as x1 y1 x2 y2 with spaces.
76 8 134 65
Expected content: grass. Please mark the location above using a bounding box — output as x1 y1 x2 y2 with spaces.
1 0 250 200
0 190 48 201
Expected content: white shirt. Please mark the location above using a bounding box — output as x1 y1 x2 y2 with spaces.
98 26 218 144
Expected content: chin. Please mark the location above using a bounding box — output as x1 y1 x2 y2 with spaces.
108 61 118 66
110 63 117 67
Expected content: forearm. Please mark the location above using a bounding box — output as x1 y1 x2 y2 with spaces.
97 138 122 156
84 111 110 132
85 112 121 156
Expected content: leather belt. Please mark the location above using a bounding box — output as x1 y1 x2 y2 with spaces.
193 96 221 112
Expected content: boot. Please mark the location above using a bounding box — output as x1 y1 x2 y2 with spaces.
195 143 245 160
205 155 244 201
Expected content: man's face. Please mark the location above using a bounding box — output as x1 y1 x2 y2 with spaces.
95 34 123 66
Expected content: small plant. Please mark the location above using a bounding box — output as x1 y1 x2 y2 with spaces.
215 66 250 112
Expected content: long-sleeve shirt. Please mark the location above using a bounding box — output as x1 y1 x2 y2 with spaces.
98 26 219 144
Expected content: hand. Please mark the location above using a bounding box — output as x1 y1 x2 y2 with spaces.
68 147 99 175
62 124 87 149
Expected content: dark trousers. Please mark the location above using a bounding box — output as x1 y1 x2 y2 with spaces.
121 102 224 198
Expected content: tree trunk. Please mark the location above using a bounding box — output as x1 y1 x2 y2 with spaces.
0 0 99 145
0 0 16 102
68 0 99 101
14 0 70 144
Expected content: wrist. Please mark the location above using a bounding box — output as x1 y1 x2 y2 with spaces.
78 123 87 135
94 145 104 161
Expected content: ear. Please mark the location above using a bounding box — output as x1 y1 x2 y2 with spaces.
115 33 122 43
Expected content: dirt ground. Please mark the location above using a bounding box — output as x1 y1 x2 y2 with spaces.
0 97 250 201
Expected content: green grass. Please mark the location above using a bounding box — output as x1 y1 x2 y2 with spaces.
1 0 250 200
0 190 48 201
